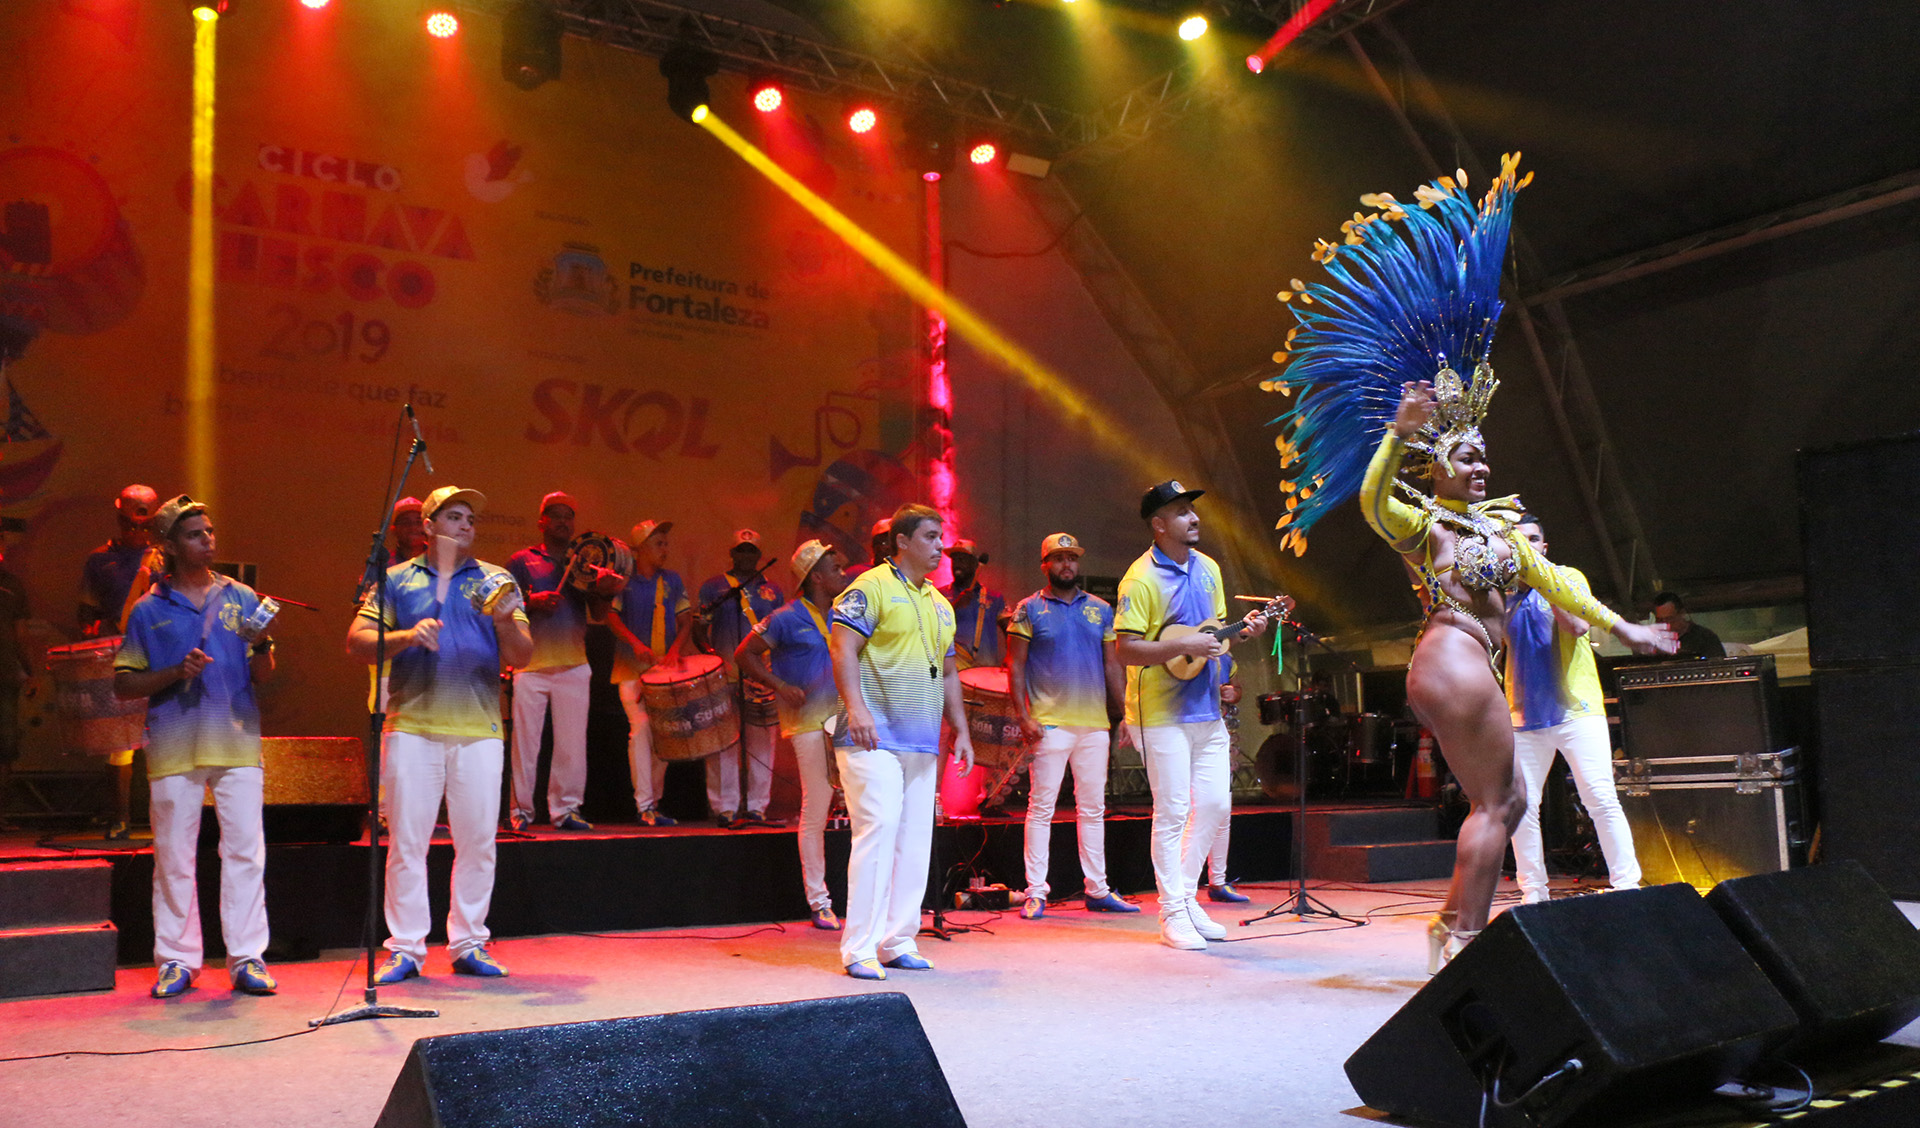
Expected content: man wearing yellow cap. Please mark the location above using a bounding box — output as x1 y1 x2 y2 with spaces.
349 486 531 984
605 519 693 826
696 529 786 828
737 540 849 930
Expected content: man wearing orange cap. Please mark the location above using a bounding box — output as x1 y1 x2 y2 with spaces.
696 529 786 828
737 540 849 929
389 496 429 562
349 486 531 983
606 519 693 826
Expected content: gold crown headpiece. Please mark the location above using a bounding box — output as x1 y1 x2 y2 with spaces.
1404 356 1499 478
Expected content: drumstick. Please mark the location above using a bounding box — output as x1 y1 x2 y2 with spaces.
431 534 458 613
555 552 577 593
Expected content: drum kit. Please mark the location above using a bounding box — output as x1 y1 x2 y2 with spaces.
1253 690 1412 800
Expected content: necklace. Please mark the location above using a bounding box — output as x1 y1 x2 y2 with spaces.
891 562 941 680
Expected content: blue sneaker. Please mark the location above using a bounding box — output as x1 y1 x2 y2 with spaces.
151 961 193 999
811 907 843 931
373 952 421 984
1085 892 1142 913
881 952 933 971
1207 883 1251 903
553 812 593 831
229 958 277 995
845 959 887 981
1020 897 1046 920
452 948 509 977
638 808 677 827
507 812 531 832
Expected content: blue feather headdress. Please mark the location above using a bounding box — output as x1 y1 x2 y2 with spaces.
1263 153 1531 555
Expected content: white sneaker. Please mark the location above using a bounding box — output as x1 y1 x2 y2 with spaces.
1183 897 1227 941
1160 910 1207 951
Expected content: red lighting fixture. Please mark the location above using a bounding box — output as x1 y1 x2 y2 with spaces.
300 0 331 9
923 171 941 183
968 142 998 166
1245 54 1264 74
847 107 878 134
1250 0 1335 73
752 84 783 113
425 10 459 38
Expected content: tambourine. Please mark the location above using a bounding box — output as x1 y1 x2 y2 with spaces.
236 597 280 642
566 531 633 594
470 571 517 614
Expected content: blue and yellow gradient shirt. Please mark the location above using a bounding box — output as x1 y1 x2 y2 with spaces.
1115 546 1228 727
507 544 588 672
944 582 1008 667
752 598 840 737
114 577 263 779
358 556 527 740
1008 588 1115 729
611 569 689 683
698 572 786 661
831 563 956 756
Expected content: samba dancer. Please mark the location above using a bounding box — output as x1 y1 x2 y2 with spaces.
114 496 278 998
1007 533 1137 918
1506 515 1640 903
696 530 786 828
1115 482 1277 950
737 540 849 930
830 504 973 979
349 486 531 983
506 493 599 832
1263 155 1673 971
605 520 693 827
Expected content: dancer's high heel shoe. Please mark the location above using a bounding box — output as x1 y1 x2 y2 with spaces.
1426 913 1480 975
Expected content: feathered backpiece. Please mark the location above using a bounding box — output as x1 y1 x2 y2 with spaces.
1262 153 1531 555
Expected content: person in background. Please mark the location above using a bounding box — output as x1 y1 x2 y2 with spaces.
844 518 894 581
0 540 28 831
604 520 693 827
80 483 163 838
942 539 1008 669
1651 591 1725 659
696 530 785 828
1203 657 1248 903
114 495 278 999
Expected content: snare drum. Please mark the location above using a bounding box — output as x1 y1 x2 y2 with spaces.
47 637 146 755
567 532 633 595
639 653 738 761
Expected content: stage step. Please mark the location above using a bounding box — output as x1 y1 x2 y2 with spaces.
1304 807 1455 883
0 860 118 998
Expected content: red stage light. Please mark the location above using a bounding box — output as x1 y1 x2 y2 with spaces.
847 107 877 134
1246 54 1265 74
425 11 459 38
923 171 941 183
968 142 997 166
752 84 783 113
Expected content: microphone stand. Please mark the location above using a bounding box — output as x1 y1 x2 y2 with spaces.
312 407 439 1027
1246 615 1362 927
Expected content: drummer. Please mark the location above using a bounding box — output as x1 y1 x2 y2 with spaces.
941 539 1008 669
113 495 279 998
79 483 163 838
1006 533 1137 918
390 496 430 562
737 540 849 930
505 492 617 833
843 518 893 581
605 520 693 827
349 485 530 983
695 530 785 829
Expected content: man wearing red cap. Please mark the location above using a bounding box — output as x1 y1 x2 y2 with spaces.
505 492 604 832
79 483 163 837
843 518 893 581
696 529 785 827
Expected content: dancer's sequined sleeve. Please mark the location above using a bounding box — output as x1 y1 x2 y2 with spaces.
1360 431 1429 553
1509 537 1623 633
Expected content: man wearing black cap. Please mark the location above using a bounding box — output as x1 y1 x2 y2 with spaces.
1115 481 1273 951
941 539 1008 670
506 492 600 832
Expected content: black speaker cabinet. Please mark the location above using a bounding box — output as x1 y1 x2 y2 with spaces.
1346 884 1798 1128
1706 860 1920 1060
376 992 967 1128
1798 433 1920 667
1811 666 1920 898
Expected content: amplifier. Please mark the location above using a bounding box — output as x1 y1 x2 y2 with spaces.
1616 655 1785 763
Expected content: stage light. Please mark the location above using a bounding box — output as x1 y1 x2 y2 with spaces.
190 4 222 21
752 84 783 112
848 107 878 134
1178 15 1207 40
300 0 329 9
425 10 459 37
968 142 998 166
923 171 941 183
1246 54 1264 74
660 43 719 124
501 0 563 90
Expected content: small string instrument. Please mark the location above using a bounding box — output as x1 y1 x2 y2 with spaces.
1157 594 1293 681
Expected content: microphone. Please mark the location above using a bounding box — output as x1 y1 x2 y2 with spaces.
405 403 435 475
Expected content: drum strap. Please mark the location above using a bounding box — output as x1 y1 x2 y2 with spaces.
801 597 830 639
651 578 668 654
738 586 762 629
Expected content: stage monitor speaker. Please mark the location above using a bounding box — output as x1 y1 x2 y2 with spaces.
375 992 967 1128
1706 860 1920 1060
1810 665 1920 898
1345 884 1798 1128
1798 433 1920 667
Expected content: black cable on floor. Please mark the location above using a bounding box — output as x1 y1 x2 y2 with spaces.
567 923 790 941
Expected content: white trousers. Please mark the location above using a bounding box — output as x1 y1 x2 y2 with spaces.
510 663 590 824
1023 724 1112 901
1132 719 1231 917
706 722 775 818
837 746 936 965
383 732 502 961
148 766 268 971
618 681 669 813
1511 715 1642 898
793 729 834 911
1207 819 1230 887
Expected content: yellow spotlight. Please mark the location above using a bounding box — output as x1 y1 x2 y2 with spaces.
186 4 219 501
191 5 220 20
691 104 709 123
1178 15 1208 40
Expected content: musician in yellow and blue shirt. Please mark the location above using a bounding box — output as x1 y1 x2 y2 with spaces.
1007 533 1136 918
1115 482 1275 951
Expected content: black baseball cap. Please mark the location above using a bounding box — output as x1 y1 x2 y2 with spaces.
1140 479 1205 520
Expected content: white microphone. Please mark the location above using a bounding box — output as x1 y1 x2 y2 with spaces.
405 403 435 475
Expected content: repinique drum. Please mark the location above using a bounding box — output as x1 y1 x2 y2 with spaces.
47 637 146 755
740 680 780 728
639 653 738 761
